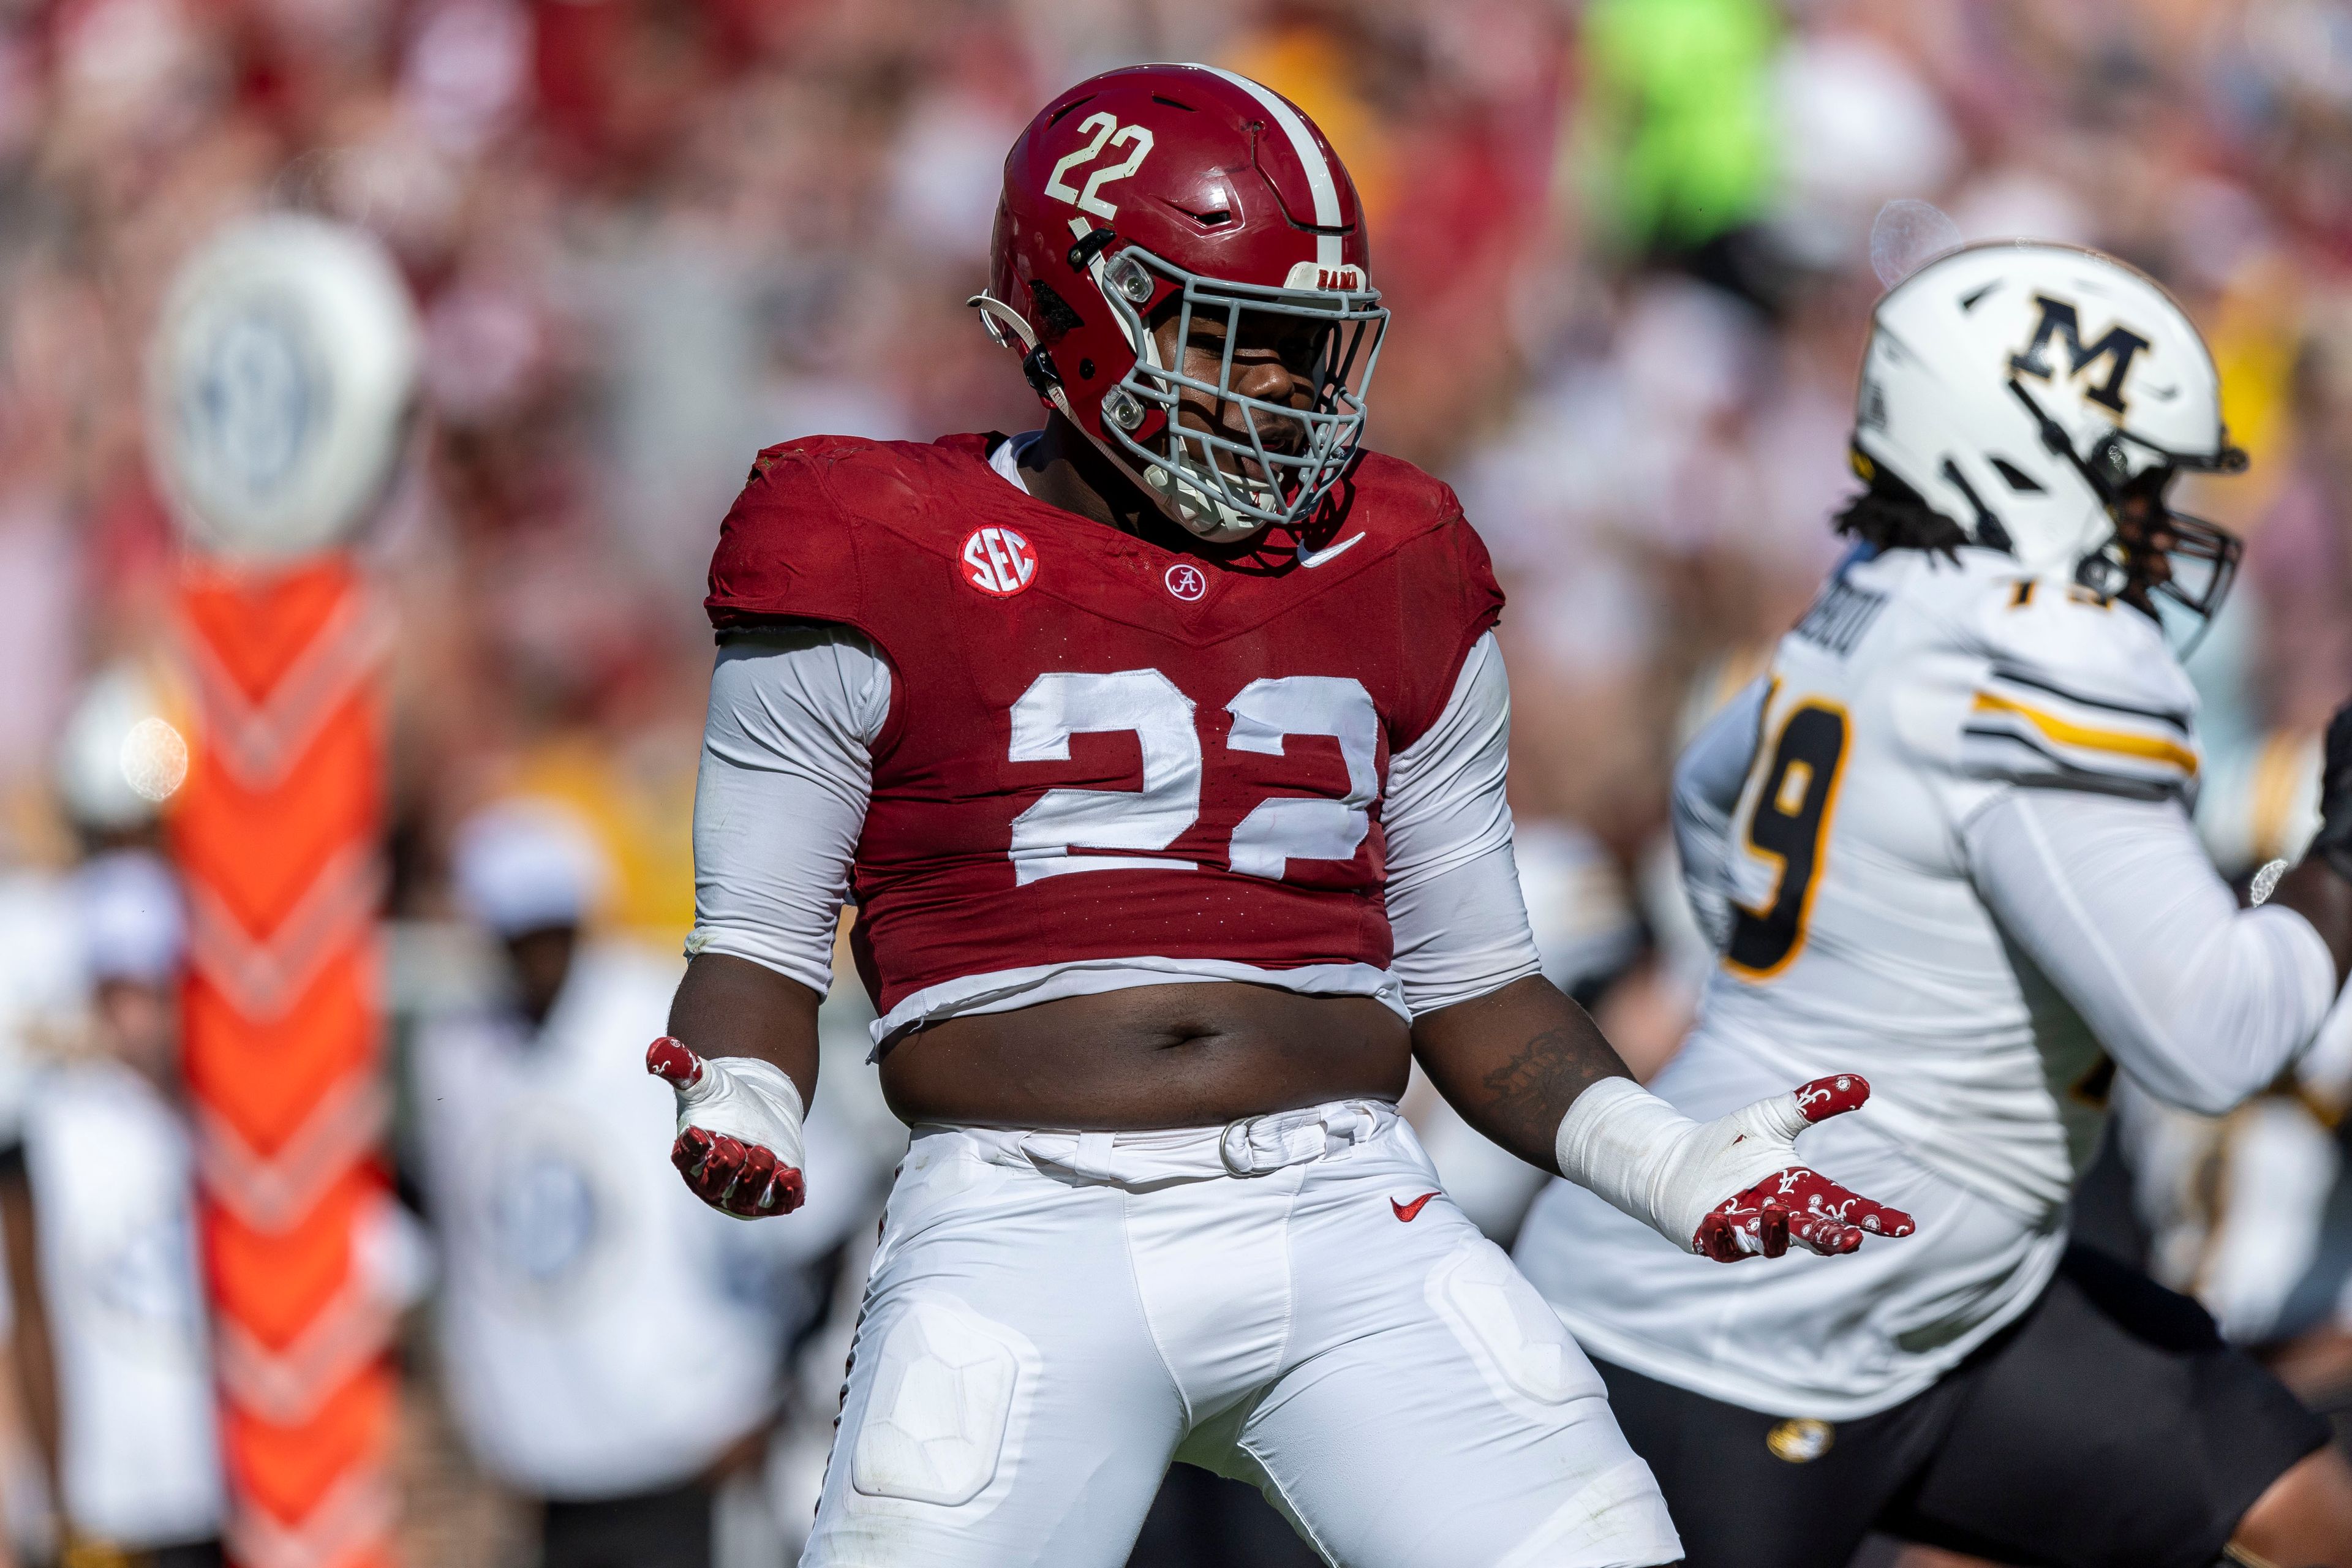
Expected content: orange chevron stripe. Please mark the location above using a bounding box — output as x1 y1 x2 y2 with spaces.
183 950 377 1151
226 1470 394 1568
178 590 390 790
195 1076 387 1234
183 846 382 1022
178 560 366 701
203 1167 384 1346
172 708 379 928
216 1274 392 1426
221 1362 394 1527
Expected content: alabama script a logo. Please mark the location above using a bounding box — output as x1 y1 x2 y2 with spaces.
2007 293 2150 415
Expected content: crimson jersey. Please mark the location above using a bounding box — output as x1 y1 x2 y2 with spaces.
704 434 1502 1022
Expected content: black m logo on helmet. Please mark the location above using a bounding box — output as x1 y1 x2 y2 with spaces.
2008 295 2150 415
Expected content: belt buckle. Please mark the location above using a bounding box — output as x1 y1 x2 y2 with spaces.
1324 1101 1378 1149
1220 1110 1328 1176
1218 1118 1261 1177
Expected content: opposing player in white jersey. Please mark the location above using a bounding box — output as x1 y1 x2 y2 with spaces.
1517 242 2352 1568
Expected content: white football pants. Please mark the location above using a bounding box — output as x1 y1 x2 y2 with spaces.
801 1098 1680 1567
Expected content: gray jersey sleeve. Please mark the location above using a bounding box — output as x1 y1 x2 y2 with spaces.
687 627 890 995
1384 633 1545 1015
1961 788 2339 1115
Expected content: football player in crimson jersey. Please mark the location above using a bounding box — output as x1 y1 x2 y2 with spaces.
646 64 1910 1567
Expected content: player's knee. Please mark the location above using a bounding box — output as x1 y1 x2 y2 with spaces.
1500 1458 1680 1567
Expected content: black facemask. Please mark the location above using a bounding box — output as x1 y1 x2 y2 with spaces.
2007 379 2247 636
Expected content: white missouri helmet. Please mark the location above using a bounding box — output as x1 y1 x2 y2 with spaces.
1855 241 2245 621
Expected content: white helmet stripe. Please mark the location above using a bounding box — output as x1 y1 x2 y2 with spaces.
1199 66 1344 269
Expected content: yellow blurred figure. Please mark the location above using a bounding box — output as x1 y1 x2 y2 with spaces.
505 736 698 944
1223 23 1395 225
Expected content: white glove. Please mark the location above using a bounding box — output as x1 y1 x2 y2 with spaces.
1554 1074 1914 1261
646 1037 807 1218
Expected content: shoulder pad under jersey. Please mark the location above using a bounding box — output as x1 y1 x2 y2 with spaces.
1337 452 1505 738
1335 448 1464 525
1335 450 1499 552
704 435 995 632
1956 576 2201 801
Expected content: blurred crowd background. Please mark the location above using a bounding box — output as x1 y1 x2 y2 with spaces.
7 0 2352 1562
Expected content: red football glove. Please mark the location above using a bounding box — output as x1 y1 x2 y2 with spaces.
646 1037 807 1219
1556 1071 1917 1262
1691 1076 1916 1261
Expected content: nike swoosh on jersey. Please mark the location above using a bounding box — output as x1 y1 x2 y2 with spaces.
1297 532 1366 568
1391 1191 1439 1222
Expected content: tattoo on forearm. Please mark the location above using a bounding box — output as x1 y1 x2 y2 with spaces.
1479 1027 1615 1158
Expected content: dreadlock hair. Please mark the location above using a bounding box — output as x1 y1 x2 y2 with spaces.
1833 449 1972 563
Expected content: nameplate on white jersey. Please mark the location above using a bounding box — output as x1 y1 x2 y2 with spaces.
1793 578 1888 656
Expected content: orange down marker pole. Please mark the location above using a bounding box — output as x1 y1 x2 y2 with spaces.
146 215 420 1568
173 560 393 1568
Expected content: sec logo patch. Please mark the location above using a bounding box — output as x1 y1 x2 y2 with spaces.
1164 562 1207 601
961 526 1038 597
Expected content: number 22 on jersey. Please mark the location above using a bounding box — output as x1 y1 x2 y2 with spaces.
1726 684 1852 979
1006 668 1378 886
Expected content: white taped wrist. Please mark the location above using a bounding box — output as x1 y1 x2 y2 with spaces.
1553 1076 1812 1254
1554 1077 1703 1251
671 1055 809 1171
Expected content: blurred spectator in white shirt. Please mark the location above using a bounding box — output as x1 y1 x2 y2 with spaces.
410 799 880 1568
7 848 222 1568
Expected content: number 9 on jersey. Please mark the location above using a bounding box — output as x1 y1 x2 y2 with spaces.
1728 700 1851 978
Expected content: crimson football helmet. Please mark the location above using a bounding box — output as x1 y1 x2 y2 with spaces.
971 64 1386 543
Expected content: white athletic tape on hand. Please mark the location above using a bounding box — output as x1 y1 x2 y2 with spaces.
668 1054 808 1174
1553 1077 1815 1254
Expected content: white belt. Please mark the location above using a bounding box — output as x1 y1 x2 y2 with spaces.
938 1098 1396 1186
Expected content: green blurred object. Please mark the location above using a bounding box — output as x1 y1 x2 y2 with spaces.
1580 0 1780 255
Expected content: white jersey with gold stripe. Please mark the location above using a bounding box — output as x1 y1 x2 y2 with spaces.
1518 542 2339 1417
1699 544 2207 1214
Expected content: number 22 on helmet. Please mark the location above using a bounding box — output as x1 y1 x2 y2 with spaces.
968 63 1388 544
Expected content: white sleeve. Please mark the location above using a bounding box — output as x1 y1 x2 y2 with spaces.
687 626 890 996
1672 677 1766 952
1385 633 1545 1016
1961 788 2340 1115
